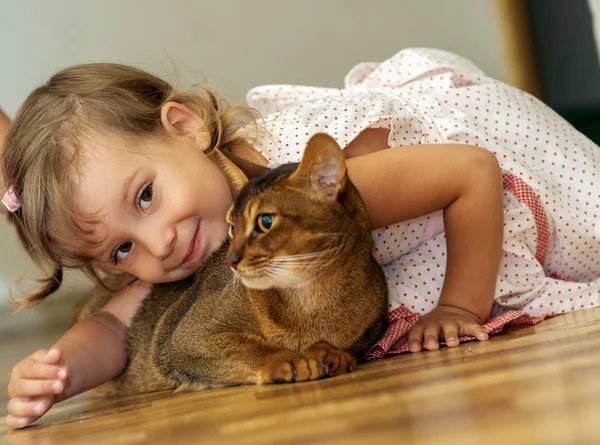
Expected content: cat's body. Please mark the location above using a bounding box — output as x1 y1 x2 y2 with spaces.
82 134 389 395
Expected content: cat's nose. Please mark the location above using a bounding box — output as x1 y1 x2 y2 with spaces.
227 251 242 269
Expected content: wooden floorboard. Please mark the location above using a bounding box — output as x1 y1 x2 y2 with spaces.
2 307 600 444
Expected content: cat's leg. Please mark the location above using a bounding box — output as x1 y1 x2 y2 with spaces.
303 342 357 377
167 332 329 386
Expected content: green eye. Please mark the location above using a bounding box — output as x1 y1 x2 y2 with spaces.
256 214 273 233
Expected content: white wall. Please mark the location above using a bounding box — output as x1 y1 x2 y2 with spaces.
0 0 509 115
0 0 510 317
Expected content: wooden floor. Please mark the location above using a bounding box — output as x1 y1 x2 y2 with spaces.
2 307 600 445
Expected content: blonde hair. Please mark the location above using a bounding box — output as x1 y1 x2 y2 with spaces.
1 63 260 309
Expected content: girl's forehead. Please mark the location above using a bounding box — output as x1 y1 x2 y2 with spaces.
80 131 182 165
74 140 145 215
78 141 141 184
81 132 147 159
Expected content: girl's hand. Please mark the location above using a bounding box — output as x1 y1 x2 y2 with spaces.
6 349 68 429
407 305 489 353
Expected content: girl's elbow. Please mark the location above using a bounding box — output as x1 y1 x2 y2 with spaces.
471 148 503 185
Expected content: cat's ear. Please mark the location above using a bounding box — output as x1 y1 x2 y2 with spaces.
288 133 347 200
214 149 249 193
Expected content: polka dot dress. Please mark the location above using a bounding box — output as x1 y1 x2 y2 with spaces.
245 48 600 357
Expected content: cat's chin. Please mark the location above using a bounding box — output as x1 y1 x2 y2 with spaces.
235 271 313 290
236 274 274 290
241 280 274 290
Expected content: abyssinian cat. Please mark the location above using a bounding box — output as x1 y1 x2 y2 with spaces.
79 133 388 394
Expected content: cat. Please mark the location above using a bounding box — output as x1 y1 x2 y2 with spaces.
79 133 389 395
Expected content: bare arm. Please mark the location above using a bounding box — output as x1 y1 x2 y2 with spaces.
346 143 504 323
6 309 128 429
51 310 128 400
234 129 504 320
55 279 151 398
6 280 152 429
226 129 503 349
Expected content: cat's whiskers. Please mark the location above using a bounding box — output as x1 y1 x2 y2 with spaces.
231 272 243 286
263 266 306 287
266 245 344 285
273 245 343 263
273 253 332 262
274 245 343 262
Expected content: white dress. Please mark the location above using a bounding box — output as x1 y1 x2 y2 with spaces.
245 48 600 358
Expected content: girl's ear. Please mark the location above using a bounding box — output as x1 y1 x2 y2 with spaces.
160 101 211 151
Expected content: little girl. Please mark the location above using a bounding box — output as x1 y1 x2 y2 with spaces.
3 48 598 429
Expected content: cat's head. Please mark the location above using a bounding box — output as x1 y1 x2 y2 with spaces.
225 133 371 290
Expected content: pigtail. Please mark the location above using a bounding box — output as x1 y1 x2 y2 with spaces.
9 266 63 311
3 194 67 310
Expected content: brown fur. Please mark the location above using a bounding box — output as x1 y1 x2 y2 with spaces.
79 134 388 395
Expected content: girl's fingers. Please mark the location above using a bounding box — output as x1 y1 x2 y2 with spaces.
43 349 62 364
459 322 489 341
30 349 51 362
7 396 53 418
423 324 442 351
441 323 460 347
8 379 63 398
18 362 67 381
5 414 39 430
407 325 425 352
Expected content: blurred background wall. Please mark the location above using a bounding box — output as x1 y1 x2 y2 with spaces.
0 0 512 115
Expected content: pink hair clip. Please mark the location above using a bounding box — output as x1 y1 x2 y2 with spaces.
2 187 21 213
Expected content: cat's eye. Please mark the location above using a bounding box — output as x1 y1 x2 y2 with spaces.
228 225 235 238
256 214 274 233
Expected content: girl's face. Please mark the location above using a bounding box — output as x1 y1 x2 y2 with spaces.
75 129 234 283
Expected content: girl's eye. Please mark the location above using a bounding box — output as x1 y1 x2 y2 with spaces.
139 184 153 211
228 225 235 239
256 214 273 233
113 242 133 264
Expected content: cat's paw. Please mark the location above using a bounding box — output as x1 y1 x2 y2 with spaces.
304 343 356 377
257 353 328 384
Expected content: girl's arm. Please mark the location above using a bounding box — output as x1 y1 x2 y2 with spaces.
6 280 152 429
236 131 503 325
346 144 504 348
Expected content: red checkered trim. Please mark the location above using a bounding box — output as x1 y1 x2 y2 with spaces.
366 305 549 360
502 173 550 266
549 271 571 282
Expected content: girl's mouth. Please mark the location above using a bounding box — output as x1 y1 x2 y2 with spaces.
182 223 201 265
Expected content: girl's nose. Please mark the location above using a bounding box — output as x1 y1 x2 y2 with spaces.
144 224 176 260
